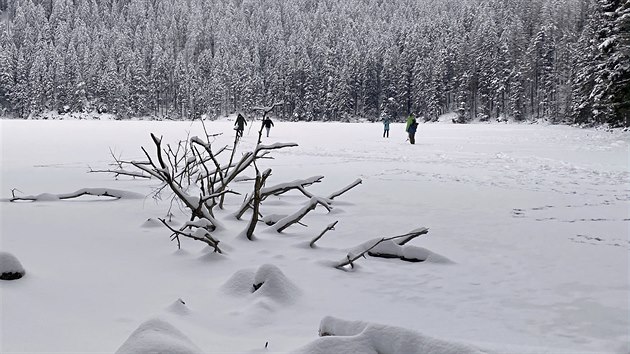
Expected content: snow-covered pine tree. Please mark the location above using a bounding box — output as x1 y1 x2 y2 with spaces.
591 0 630 126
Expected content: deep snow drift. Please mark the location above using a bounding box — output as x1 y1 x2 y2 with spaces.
1 119 628 353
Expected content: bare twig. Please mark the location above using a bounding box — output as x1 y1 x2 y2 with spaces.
158 218 222 253
327 178 362 200
310 221 339 248
396 227 429 245
88 167 152 179
273 197 332 233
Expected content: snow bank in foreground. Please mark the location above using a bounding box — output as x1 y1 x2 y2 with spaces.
0 252 25 280
115 318 201 354
292 316 489 354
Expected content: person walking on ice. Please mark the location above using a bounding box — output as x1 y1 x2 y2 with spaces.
262 117 274 137
405 112 416 133
407 116 418 144
382 115 391 138
381 97 396 138
235 113 247 138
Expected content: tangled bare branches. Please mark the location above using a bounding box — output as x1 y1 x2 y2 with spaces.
92 117 362 251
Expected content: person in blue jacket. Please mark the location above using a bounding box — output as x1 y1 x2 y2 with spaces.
382 115 391 138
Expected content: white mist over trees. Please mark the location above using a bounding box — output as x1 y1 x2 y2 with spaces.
0 0 628 126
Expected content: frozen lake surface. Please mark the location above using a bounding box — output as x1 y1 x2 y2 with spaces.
1 119 628 353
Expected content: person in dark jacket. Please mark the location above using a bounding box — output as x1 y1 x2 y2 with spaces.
405 113 416 132
262 117 274 137
382 115 391 138
235 113 247 138
408 117 418 144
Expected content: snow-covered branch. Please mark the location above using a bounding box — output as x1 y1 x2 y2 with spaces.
310 221 339 248
327 178 362 200
9 188 144 202
334 228 430 270
271 197 333 233
159 218 221 253
261 175 323 198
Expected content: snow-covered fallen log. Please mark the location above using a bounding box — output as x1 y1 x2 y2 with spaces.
9 188 144 202
291 316 490 354
334 228 439 269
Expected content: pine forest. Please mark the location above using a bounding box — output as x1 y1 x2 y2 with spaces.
0 0 628 126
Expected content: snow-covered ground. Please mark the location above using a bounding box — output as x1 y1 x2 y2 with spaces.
1 119 628 353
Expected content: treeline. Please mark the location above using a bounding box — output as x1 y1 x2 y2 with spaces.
0 0 628 126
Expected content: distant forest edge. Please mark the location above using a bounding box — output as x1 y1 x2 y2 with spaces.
0 0 628 126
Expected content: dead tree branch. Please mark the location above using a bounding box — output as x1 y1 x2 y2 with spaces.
261 176 324 198
244 168 272 240
327 178 362 200
334 228 430 270
310 221 339 248
9 188 143 202
88 167 152 179
158 218 222 253
272 197 333 233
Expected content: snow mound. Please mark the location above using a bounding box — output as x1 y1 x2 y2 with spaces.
0 252 25 280
115 318 201 354
292 316 488 354
141 218 164 228
221 269 257 296
221 264 301 304
253 264 302 303
166 298 191 315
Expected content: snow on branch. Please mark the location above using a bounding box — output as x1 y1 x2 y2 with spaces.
333 228 430 270
261 175 324 198
9 188 144 202
310 220 339 248
252 101 284 114
159 218 222 253
256 142 298 151
270 197 333 233
234 175 326 220
327 178 362 200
